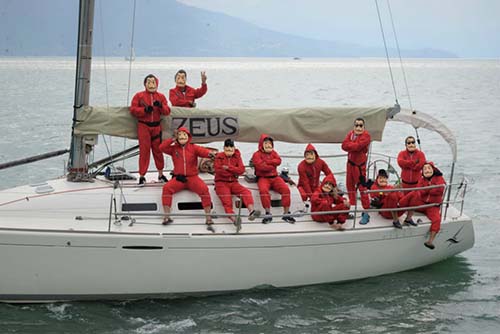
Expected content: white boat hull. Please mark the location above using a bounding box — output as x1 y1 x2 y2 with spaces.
0 216 473 302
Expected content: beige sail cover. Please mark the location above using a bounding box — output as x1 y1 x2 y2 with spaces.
74 106 392 144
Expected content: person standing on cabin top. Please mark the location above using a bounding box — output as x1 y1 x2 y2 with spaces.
297 143 335 202
397 136 426 190
169 70 207 107
398 161 446 249
311 174 350 230
369 169 404 229
252 134 295 224
214 139 260 223
159 127 216 231
130 74 170 185
341 117 371 224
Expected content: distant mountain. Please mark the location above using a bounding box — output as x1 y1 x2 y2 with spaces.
0 0 457 58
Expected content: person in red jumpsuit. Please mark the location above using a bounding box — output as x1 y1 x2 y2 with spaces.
252 134 295 224
159 127 215 230
399 161 446 249
369 169 404 228
341 118 371 224
297 143 334 201
311 174 350 230
214 139 260 223
397 136 426 190
130 74 170 185
169 69 207 107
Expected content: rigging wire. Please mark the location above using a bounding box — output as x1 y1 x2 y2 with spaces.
374 0 399 105
385 0 422 149
97 0 117 164
123 0 138 163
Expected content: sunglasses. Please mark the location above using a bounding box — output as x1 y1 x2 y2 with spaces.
354 123 364 128
406 141 416 145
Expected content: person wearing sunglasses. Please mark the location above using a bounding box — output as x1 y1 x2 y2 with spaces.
341 118 371 224
397 136 426 190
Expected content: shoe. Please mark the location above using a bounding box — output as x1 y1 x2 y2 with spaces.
206 222 215 233
359 212 370 225
248 210 261 221
347 213 355 220
404 218 418 226
393 220 402 229
424 242 435 250
138 176 146 185
282 212 296 224
262 213 272 224
162 217 173 225
158 175 168 182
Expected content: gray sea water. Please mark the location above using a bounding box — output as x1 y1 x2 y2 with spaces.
0 57 499 333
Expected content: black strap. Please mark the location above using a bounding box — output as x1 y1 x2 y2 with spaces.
402 179 418 185
139 120 161 127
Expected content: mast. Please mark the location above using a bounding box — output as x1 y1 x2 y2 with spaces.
67 0 95 182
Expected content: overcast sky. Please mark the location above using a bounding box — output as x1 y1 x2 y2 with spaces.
178 0 500 58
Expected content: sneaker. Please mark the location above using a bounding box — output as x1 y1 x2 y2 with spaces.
393 220 402 229
404 218 418 226
158 175 168 182
282 212 296 224
424 242 435 250
262 213 272 224
162 217 173 225
359 212 370 225
248 210 261 221
138 176 146 185
206 222 215 233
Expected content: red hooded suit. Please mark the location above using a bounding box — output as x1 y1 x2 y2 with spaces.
341 129 371 209
130 75 170 176
370 182 403 219
297 143 334 201
311 174 349 223
251 134 291 209
397 148 426 189
159 127 212 208
399 162 446 232
169 84 207 107
214 149 254 214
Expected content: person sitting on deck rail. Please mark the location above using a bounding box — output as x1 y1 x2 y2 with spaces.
341 117 371 224
311 174 350 230
214 139 260 224
398 161 446 250
129 74 170 185
252 134 295 224
169 69 207 108
159 127 215 231
297 143 335 202
369 169 404 229
397 136 426 190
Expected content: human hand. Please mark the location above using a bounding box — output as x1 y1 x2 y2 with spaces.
208 151 216 159
145 105 153 113
222 165 229 170
153 100 162 107
201 71 207 84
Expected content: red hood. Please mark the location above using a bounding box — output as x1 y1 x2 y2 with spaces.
423 161 443 178
320 174 337 188
177 126 192 145
258 133 273 152
304 143 319 158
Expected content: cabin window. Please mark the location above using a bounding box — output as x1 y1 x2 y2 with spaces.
236 200 281 208
122 203 158 211
177 202 214 210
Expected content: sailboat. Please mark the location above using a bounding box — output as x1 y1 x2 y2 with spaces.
0 0 474 302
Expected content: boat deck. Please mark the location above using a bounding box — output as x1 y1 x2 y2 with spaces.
0 172 467 236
